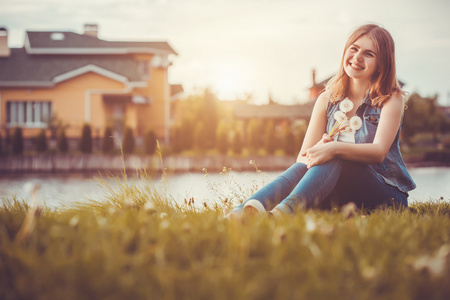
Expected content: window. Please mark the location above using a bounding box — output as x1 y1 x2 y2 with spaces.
6 101 52 127
138 60 150 79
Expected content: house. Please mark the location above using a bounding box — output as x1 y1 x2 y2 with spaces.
0 24 181 150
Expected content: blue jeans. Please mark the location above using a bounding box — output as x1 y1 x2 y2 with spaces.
232 159 408 214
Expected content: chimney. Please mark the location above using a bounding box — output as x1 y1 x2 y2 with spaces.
83 24 98 38
312 69 316 86
0 27 11 57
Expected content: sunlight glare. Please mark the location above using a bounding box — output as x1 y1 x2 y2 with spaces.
213 65 245 100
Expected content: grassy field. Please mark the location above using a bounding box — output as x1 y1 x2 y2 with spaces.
1 173 450 300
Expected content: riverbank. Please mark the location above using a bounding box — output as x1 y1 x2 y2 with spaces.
0 152 449 173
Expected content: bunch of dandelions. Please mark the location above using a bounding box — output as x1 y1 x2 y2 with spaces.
329 98 362 139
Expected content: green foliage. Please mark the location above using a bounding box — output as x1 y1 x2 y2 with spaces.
199 89 219 149
247 119 263 153
57 127 69 153
403 93 446 144
102 127 115 154
79 124 93 154
174 89 222 151
1 190 450 300
144 128 157 155
216 120 229 155
194 122 208 151
264 120 277 155
11 127 23 154
232 130 243 155
122 127 135 154
283 125 297 155
34 129 47 153
170 125 183 154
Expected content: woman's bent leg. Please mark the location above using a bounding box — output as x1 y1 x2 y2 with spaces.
231 163 308 215
334 161 408 209
273 159 344 214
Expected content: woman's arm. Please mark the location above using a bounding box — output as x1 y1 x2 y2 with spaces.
296 92 329 164
305 92 404 167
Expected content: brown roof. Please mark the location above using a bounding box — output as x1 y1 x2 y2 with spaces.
26 31 177 55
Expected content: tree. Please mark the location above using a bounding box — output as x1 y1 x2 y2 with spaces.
79 124 93 153
144 128 157 155
171 125 183 154
34 129 47 153
264 120 276 155
102 127 115 154
283 125 296 156
247 119 263 153
232 130 243 155
11 127 23 154
122 127 135 154
57 127 69 153
403 93 446 145
194 122 208 151
216 120 229 155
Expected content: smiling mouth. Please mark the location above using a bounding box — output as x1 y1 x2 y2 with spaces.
349 62 364 70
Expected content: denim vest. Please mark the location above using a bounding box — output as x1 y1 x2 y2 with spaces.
326 94 416 193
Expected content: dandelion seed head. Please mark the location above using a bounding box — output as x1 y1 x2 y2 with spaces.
349 116 363 131
97 217 107 227
160 220 170 229
69 215 80 228
339 98 354 113
333 111 347 123
144 201 155 211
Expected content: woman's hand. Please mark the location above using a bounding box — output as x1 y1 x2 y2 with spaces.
297 133 333 165
302 141 337 169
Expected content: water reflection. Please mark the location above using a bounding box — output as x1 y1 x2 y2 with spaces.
1 167 449 209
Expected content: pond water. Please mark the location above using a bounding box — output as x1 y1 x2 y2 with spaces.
0 167 449 209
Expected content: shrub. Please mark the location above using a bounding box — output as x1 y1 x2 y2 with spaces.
122 127 135 154
232 130 243 155
144 128 157 155
171 125 183 154
57 127 69 153
283 126 296 156
264 120 276 155
102 127 115 154
247 119 262 153
34 129 47 153
194 122 208 151
11 127 23 154
79 124 93 154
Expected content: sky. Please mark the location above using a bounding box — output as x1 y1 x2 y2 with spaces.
1 0 450 105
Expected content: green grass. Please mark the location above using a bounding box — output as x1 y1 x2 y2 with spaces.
1 176 450 300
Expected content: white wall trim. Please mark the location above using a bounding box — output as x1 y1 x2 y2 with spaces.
53 64 129 84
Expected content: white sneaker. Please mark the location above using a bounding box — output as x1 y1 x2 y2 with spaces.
243 200 266 216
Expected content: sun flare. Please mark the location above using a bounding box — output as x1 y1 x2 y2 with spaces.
213 65 245 100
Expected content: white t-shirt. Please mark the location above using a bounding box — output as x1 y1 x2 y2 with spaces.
337 131 355 143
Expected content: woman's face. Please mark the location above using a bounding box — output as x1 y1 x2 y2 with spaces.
343 35 378 82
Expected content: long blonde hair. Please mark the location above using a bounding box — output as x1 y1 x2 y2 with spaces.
326 24 404 107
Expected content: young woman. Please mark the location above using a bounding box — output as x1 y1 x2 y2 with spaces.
226 24 416 219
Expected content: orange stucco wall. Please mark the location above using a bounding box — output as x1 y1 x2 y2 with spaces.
0 61 170 142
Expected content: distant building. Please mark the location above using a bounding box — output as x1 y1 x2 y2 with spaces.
0 25 181 149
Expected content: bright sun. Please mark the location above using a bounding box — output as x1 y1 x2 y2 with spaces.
213 65 245 100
